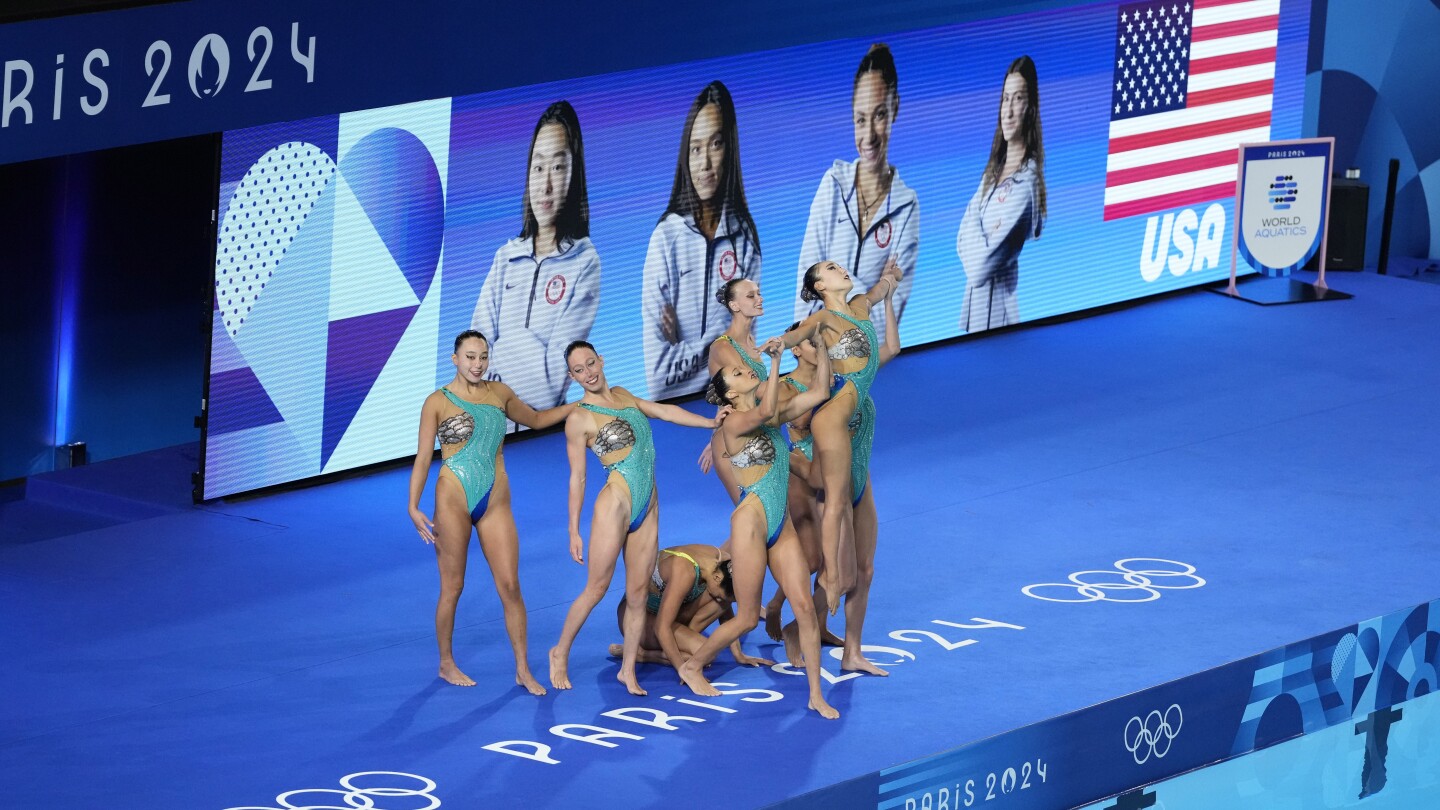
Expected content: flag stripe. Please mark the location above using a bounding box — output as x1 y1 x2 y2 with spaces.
1105 164 1238 205
1109 94 1272 137
1103 182 1239 221
1195 0 1267 8
1192 14 1279 41
1192 0 1279 26
1109 110 1271 152
1187 78 1274 107
1106 126 1270 171
1104 148 1239 187
1189 46 1276 75
1190 29 1278 58
1188 62 1275 92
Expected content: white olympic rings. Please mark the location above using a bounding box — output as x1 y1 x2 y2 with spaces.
1124 704 1184 764
1021 558 1205 603
223 771 440 810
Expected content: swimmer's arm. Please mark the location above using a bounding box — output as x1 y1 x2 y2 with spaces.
775 311 824 351
878 284 901 367
774 335 830 423
496 382 576 430
654 558 691 673
632 395 729 429
563 411 589 564
407 393 442 543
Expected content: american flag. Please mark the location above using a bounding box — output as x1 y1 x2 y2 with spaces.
1103 0 1279 221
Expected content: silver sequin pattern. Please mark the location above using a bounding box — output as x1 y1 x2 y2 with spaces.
730 431 777 469
592 418 637 456
828 327 872 361
437 412 474 445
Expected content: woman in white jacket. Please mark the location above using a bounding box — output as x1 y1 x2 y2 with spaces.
642 81 761 401
794 43 917 353
957 56 1047 333
471 101 601 417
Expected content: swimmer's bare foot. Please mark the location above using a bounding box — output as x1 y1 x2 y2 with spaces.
439 661 476 687
820 628 846 647
782 621 803 667
840 651 889 676
678 661 720 697
548 646 572 690
809 693 840 719
607 643 624 658
618 669 648 696
516 669 547 696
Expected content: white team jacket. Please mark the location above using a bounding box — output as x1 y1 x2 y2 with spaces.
957 159 1043 333
642 207 761 400
794 159 919 345
470 236 601 411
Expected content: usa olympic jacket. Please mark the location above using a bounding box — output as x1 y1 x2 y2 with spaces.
794 159 919 346
470 236 601 412
957 159 1043 333
642 207 761 400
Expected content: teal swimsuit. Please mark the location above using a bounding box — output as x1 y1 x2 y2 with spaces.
730 423 789 546
438 387 507 522
717 334 768 380
829 309 880 505
781 376 815 462
581 401 656 532
646 549 708 614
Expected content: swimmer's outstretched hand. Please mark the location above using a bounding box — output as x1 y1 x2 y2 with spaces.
569 530 585 564
760 337 785 357
697 442 714 474
410 508 436 544
711 405 734 428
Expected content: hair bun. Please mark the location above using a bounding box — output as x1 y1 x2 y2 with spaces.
704 384 723 406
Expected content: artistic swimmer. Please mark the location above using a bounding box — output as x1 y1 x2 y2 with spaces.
407 330 576 692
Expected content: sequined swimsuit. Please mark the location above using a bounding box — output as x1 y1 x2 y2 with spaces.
438 387 507 522
828 309 880 505
730 424 789 546
781 376 815 462
646 549 709 615
715 334 769 380
581 400 656 532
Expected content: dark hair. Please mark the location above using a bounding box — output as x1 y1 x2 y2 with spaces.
521 101 589 243
563 339 596 364
703 368 733 406
800 262 825 302
982 56 1046 235
715 278 749 307
453 330 488 353
853 43 899 118
715 558 735 601
662 81 760 254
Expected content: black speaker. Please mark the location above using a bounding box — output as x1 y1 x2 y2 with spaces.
1320 178 1369 270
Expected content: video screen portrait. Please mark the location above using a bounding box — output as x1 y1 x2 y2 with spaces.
203 0 1309 498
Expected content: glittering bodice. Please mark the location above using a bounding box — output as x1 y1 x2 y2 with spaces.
730 429 779 469
437 412 474 445
592 417 637 457
828 327 872 362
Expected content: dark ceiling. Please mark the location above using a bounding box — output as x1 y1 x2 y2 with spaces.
0 0 179 25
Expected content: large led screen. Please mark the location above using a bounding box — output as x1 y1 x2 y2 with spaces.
203 0 1311 499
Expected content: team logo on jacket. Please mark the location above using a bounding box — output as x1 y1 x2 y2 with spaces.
545 274 567 304
875 220 893 248
718 250 738 280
